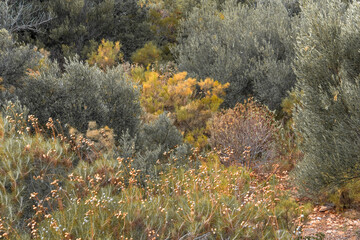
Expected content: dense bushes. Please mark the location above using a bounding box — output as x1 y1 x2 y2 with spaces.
144 0 228 62
0 0 51 34
15 0 151 62
5 0 360 238
17 58 141 139
87 39 124 70
131 41 163 67
293 0 360 197
118 113 189 179
175 0 298 109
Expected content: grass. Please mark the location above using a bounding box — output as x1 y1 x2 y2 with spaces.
0 106 311 239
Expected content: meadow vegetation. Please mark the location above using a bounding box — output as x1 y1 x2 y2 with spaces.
0 104 311 239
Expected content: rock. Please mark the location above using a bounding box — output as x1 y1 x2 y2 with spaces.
319 203 336 212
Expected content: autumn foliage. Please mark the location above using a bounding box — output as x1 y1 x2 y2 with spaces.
87 39 123 70
139 69 229 148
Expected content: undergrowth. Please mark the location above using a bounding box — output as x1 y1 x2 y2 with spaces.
0 104 311 239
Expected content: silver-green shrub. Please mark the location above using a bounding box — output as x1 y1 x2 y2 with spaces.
118 113 190 179
174 0 298 109
293 0 360 197
0 29 40 102
16 58 142 139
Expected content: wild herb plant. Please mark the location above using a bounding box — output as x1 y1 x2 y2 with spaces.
0 106 310 239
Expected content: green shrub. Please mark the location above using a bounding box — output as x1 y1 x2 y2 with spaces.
174 0 298 109
144 0 231 62
16 58 141 140
131 41 163 67
16 0 151 62
292 0 360 197
117 113 190 179
0 29 40 103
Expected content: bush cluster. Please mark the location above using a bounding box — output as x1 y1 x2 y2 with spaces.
175 0 298 109
16 57 141 140
11 0 151 62
117 113 189 180
87 39 124 70
0 29 40 102
138 68 229 149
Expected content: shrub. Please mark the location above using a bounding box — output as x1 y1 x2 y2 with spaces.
87 39 124 70
209 98 279 168
16 0 152 62
17 58 141 139
131 41 163 67
0 0 51 34
139 69 229 148
0 29 40 103
137 113 183 154
174 0 298 109
292 0 360 197
117 113 189 180
143 0 228 62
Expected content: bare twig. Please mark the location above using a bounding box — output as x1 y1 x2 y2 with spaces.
0 0 53 33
